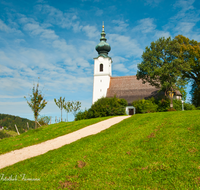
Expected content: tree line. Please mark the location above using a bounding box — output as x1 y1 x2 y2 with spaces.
0 113 35 133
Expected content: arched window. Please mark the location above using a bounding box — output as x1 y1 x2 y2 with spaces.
100 64 103 72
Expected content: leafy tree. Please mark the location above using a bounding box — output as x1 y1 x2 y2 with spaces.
175 35 200 106
63 101 73 122
24 82 47 129
137 37 189 99
71 101 81 119
54 97 65 122
190 81 200 107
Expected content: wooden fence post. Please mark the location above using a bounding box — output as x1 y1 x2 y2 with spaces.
15 124 20 135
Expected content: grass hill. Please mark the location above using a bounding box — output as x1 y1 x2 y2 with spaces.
0 114 35 137
0 111 200 189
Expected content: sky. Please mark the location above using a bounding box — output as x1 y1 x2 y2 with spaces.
0 0 200 122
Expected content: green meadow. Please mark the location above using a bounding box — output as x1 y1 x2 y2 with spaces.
0 117 111 155
0 111 200 189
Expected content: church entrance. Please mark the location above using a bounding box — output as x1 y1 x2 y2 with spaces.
129 109 134 115
125 106 135 115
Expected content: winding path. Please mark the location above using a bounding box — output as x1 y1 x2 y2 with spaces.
0 116 130 170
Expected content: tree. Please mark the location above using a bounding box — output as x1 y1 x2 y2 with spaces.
54 97 65 122
24 82 47 129
71 101 81 119
136 37 189 103
63 101 72 122
175 35 200 106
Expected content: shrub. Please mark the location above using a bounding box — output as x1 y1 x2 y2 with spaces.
184 102 196 110
173 99 182 111
37 116 51 126
75 109 89 121
75 97 128 121
132 99 158 114
157 98 170 112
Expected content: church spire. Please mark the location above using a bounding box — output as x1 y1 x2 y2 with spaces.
95 22 111 56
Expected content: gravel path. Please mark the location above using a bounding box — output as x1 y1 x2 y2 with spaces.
0 116 130 170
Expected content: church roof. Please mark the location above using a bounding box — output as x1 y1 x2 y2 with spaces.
106 76 161 104
106 76 182 105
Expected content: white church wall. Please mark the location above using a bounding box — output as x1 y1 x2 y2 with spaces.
92 56 112 104
92 75 110 104
94 57 112 76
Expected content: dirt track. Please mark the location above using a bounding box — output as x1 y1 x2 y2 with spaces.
0 116 130 170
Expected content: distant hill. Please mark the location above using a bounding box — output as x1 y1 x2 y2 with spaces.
0 114 35 135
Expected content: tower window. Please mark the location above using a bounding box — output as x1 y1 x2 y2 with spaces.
100 64 103 72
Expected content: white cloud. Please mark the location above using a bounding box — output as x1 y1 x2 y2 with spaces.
0 19 10 32
174 22 196 34
82 25 98 38
113 63 128 72
95 9 103 16
112 20 129 32
133 18 156 34
23 22 59 40
0 19 22 34
108 34 143 58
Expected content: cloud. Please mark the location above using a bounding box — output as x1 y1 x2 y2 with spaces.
0 19 22 34
108 34 143 58
23 22 59 40
133 18 156 34
113 63 128 72
112 20 129 32
0 19 10 32
95 9 103 16
36 4 81 32
174 22 196 34
82 25 98 38
165 0 200 38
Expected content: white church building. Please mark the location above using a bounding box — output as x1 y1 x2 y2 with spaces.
92 25 182 114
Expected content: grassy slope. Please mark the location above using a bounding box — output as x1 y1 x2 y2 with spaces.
0 111 200 189
0 117 111 155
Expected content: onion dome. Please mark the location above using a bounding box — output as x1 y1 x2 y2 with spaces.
95 23 111 56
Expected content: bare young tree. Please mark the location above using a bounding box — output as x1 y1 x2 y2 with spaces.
71 101 81 119
24 82 47 129
63 101 72 122
54 97 65 122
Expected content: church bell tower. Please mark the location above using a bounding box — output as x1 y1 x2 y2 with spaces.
92 23 112 104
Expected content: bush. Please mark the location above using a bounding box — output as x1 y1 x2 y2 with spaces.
157 98 170 112
132 99 158 114
173 99 182 111
75 97 128 121
184 102 196 110
75 109 89 121
37 116 51 126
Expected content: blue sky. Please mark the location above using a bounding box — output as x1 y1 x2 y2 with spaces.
0 0 200 122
